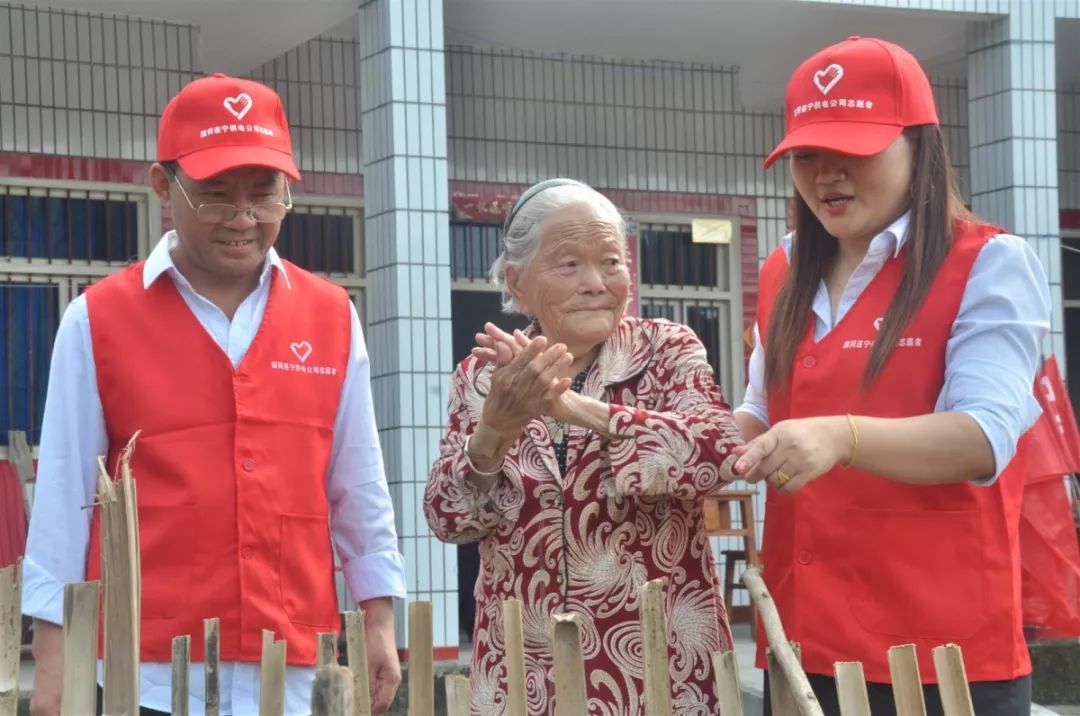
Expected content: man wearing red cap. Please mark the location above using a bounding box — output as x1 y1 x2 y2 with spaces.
23 74 406 715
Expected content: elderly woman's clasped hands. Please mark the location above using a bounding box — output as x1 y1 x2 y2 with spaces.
471 322 580 429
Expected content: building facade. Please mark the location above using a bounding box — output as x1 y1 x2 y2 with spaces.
1 0 1078 656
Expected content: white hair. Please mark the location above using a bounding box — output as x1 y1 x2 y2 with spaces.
490 183 626 314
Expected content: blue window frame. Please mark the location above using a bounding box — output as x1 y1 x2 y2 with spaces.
1 194 139 262
1 283 60 446
1 192 141 447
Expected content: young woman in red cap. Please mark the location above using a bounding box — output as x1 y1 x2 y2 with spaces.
733 36 1050 715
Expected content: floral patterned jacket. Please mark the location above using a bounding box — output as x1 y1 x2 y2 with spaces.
424 317 743 715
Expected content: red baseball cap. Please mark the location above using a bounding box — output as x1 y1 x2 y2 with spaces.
157 73 300 181
763 36 939 168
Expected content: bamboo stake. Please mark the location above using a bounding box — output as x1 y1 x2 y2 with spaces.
931 645 974 716
638 579 672 716
98 435 141 716
318 632 339 668
888 644 927 716
406 602 433 716
345 610 371 716
6 431 33 483
712 650 744 716
551 612 587 716
311 665 355 716
767 643 802 716
833 662 870 716
444 674 471 716
0 560 21 716
259 630 287 716
204 618 221 716
171 635 191 716
503 598 528 716
743 567 823 716
61 581 99 716
7 431 33 518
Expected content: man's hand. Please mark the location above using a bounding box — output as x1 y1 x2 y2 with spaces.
360 598 401 714
29 619 64 716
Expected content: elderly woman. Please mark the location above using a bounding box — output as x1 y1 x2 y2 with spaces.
425 178 743 715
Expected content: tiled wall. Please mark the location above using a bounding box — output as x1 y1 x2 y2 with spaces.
968 7 1066 363
935 80 971 200
356 0 455 650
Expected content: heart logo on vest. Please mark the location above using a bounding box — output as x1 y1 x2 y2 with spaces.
224 93 253 121
813 64 844 96
290 341 313 363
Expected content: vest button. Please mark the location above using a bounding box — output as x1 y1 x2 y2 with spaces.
242 547 254 559
242 459 255 472
797 550 812 565
801 356 817 369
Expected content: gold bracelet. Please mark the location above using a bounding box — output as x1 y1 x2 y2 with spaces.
841 414 859 468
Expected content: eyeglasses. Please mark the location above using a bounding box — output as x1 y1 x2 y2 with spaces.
167 168 293 224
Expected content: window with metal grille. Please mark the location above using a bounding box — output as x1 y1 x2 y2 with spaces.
1 189 143 263
1 182 154 449
451 222 501 281
274 200 366 331
640 304 675 321
635 218 742 405
0 283 59 446
275 208 360 276
639 225 721 288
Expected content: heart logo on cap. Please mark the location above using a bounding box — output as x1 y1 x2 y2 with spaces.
224 92 253 121
813 64 844 96
290 341 312 363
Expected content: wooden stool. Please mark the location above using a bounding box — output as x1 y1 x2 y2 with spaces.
702 489 759 624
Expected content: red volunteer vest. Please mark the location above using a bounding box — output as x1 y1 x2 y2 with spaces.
755 219 1031 684
84 260 350 665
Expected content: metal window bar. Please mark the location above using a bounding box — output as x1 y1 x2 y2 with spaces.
0 185 142 264
1 280 59 446
1063 238 1080 302
444 45 743 193
275 203 364 278
248 37 362 175
0 177 150 449
0 5 197 160
450 222 501 281
635 219 739 394
638 222 721 290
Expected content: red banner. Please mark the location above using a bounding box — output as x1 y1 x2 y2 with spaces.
1034 355 1080 472
1026 414 1073 485
451 191 517 223
1022 354 1080 638
1021 476 1080 638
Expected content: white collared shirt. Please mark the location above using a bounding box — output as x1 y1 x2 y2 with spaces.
22 232 407 715
737 212 1052 483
